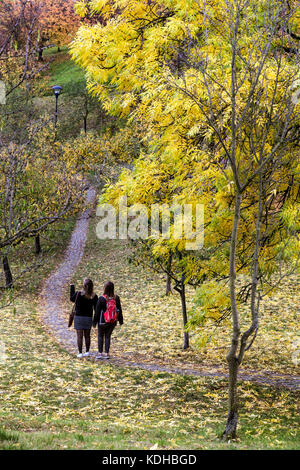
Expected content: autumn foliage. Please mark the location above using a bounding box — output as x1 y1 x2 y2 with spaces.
0 0 81 62
36 0 81 58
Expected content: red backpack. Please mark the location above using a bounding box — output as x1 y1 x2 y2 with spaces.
103 295 118 323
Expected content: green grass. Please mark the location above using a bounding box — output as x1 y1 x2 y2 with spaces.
41 50 86 96
0 413 298 450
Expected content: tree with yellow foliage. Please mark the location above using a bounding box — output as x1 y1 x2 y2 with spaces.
103 152 208 350
72 0 300 439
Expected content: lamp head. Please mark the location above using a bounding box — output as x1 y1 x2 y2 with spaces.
52 85 63 96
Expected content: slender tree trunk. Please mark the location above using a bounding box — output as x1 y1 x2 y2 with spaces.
38 48 43 61
166 253 172 295
223 192 242 440
35 234 41 255
166 274 172 295
180 272 189 350
223 356 239 439
3 256 13 288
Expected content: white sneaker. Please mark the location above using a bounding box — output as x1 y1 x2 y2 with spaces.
77 353 83 358
83 352 90 357
96 352 104 359
103 353 110 359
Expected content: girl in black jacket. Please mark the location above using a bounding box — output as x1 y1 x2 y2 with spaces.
70 278 98 358
93 281 123 359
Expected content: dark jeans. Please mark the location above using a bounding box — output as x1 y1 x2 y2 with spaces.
98 322 116 353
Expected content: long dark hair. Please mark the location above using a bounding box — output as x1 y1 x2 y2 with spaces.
103 281 115 298
83 278 94 298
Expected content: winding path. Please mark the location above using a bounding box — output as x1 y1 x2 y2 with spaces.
42 188 96 353
40 190 300 392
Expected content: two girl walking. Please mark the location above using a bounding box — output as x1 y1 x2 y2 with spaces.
70 279 123 359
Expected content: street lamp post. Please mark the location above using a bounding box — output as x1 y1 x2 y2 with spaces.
52 85 63 127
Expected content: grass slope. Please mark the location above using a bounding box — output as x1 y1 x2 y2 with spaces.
41 47 86 96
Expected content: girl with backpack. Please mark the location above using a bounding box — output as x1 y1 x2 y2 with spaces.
93 281 123 359
70 279 98 358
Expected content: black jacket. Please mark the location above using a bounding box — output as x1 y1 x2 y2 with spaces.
70 285 98 317
93 295 123 326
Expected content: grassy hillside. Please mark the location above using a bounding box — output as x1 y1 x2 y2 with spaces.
0 51 299 451
41 48 86 96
